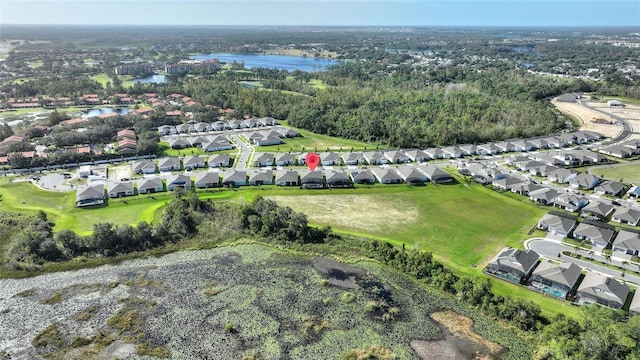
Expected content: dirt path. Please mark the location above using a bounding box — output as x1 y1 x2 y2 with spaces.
552 97 621 138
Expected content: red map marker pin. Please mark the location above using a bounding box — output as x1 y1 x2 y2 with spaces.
306 152 320 171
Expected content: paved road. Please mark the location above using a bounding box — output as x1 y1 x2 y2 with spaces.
527 238 640 286
229 134 253 170
579 99 634 144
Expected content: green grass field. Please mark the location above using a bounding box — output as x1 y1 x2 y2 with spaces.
589 162 640 184
257 122 381 152
90 73 111 87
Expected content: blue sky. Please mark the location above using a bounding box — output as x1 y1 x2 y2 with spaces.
1 0 638 27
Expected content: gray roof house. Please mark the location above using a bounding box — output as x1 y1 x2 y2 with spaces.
492 176 526 191
363 151 388 165
580 201 615 221
319 152 341 166
594 181 626 196
528 260 582 300
611 207 640 227
275 170 299 186
384 150 410 163
396 166 428 185
166 174 192 191
341 152 364 166
208 153 232 168
511 139 534 152
573 222 616 247
275 153 297 166
404 149 429 162
222 170 247 187
537 213 577 237
476 143 501 155
631 291 640 317
182 156 206 170
300 170 325 189
168 138 190 149
458 144 477 156
484 247 539 284
612 230 640 256
107 182 134 198
254 135 284 146
195 172 220 188
201 139 234 152
549 168 578 184
136 178 164 194
325 170 352 188
253 152 275 167
350 169 376 184
249 170 274 186
424 147 443 159
511 183 544 196
416 165 455 183
569 173 600 190
441 146 464 159
132 159 156 175
157 157 181 172
76 184 105 207
531 165 559 177
371 167 403 184
575 272 629 310
529 187 563 206
494 141 515 153
554 194 589 212
277 127 300 138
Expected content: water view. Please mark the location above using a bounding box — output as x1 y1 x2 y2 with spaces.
190 53 339 72
82 108 130 118
132 74 167 84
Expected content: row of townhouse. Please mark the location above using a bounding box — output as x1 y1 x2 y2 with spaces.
538 212 640 254
157 117 278 135
484 246 639 312
166 135 235 152
131 154 234 174
598 140 640 159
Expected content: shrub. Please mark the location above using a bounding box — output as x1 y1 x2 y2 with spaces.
340 292 356 304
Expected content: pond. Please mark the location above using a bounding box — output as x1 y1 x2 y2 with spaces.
190 53 339 72
81 108 130 119
131 74 166 84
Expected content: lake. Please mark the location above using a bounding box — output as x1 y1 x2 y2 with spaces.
132 74 167 84
82 108 130 118
190 53 339 72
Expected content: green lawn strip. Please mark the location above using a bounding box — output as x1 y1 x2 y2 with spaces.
89 73 111 87
307 79 328 89
257 121 381 152
588 162 640 184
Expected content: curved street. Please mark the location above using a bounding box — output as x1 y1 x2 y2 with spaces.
526 237 640 287
578 99 634 144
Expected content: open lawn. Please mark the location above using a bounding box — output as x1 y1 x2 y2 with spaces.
257 121 381 152
90 73 111 87
588 162 640 184
27 61 44 69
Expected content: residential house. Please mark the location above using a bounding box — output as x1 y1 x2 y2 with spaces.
193 122 212 132
494 141 515 153
157 157 181 172
528 260 581 300
277 127 300 138
182 156 206 170
158 125 176 135
554 194 589 212
254 136 284 146
484 247 539 284
595 181 626 196
534 154 563 167
612 230 640 256
580 201 615 221
325 170 352 188
132 159 156 175
417 165 455 184
537 213 577 237
249 170 274 185
529 187 563 206
194 172 220 188
511 139 534 152
275 153 296 166
404 149 429 162
569 173 600 190
371 168 403 184
476 143 501 155
350 169 376 185
441 146 464 159
188 136 210 147
512 183 544 196
208 154 232 168
531 165 559 177
424 147 444 159
627 186 640 199
599 145 633 158
117 129 136 141
106 182 134 198
612 207 640 227
166 174 192 191
222 170 247 187
573 222 615 247
528 138 549 150
118 138 137 155
341 152 364 166
253 153 275 167
458 144 477 156
319 152 341 166
175 123 193 133
630 291 640 317
257 117 276 127
575 272 629 310
136 178 164 194
362 151 387 165
75 184 105 207
300 170 325 189
492 176 526 191
396 166 428 185
549 168 578 184
275 170 299 186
